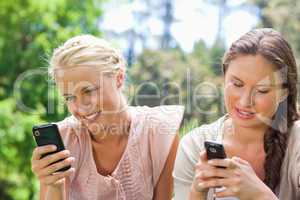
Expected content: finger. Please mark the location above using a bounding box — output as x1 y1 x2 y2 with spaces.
194 151 209 171
199 177 233 189
42 168 75 185
214 186 239 198
39 150 70 169
194 171 207 182
199 150 207 161
232 156 249 165
32 145 57 161
38 157 75 177
196 168 232 180
208 158 237 169
194 181 209 192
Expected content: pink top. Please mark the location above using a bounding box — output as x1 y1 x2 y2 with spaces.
56 105 184 200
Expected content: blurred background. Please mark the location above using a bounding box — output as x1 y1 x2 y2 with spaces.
0 0 299 199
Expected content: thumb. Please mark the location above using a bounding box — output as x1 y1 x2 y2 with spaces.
199 150 208 162
232 156 248 165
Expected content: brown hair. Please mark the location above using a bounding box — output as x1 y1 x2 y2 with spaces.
222 28 299 191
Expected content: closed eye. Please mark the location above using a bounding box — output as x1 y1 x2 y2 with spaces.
64 96 76 102
232 80 243 87
83 87 99 94
256 88 270 94
231 76 244 87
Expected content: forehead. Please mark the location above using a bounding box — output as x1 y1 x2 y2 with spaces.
54 66 106 91
226 54 283 85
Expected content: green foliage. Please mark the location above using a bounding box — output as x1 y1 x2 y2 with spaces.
0 98 44 200
247 0 300 61
0 0 103 199
0 0 103 112
209 40 226 75
255 0 300 58
179 118 199 137
192 39 225 76
128 46 224 124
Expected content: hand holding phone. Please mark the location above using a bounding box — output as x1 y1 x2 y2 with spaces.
32 123 71 172
192 142 227 194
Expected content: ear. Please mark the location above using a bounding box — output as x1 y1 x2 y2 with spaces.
116 69 125 89
278 88 289 103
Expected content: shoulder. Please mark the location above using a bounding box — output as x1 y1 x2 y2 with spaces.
288 120 300 156
54 115 84 152
279 120 300 199
135 105 184 144
134 105 184 121
286 120 300 171
55 115 81 137
173 117 226 184
288 120 300 158
133 105 184 135
131 106 184 185
180 116 225 153
290 120 300 141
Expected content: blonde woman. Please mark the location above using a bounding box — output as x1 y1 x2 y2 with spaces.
31 35 184 200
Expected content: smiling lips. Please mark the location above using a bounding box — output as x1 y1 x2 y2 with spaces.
235 107 255 120
83 111 101 122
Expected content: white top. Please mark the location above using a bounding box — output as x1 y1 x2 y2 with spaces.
173 116 300 200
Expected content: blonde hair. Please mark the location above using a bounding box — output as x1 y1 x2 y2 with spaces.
49 35 126 79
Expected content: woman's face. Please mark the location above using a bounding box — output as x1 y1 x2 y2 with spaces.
224 54 287 129
55 66 125 131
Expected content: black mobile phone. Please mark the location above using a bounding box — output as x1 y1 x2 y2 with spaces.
204 140 227 160
32 123 71 172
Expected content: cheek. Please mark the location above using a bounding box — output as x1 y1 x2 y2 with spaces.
90 93 101 105
100 88 122 110
254 95 278 115
98 78 125 111
66 103 78 116
224 85 240 110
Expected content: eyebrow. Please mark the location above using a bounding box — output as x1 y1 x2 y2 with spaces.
63 86 95 96
255 84 273 87
231 75 275 87
231 75 243 82
63 93 73 97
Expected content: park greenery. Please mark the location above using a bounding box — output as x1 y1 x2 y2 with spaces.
0 0 299 199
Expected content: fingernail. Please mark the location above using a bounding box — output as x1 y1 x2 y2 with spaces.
52 145 57 150
198 172 202 177
198 182 204 188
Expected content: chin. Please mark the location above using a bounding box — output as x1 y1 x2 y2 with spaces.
230 111 271 129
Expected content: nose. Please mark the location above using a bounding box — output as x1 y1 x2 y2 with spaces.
239 89 254 108
69 96 94 116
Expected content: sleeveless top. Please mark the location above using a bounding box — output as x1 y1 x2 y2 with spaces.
56 105 184 200
173 115 300 200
